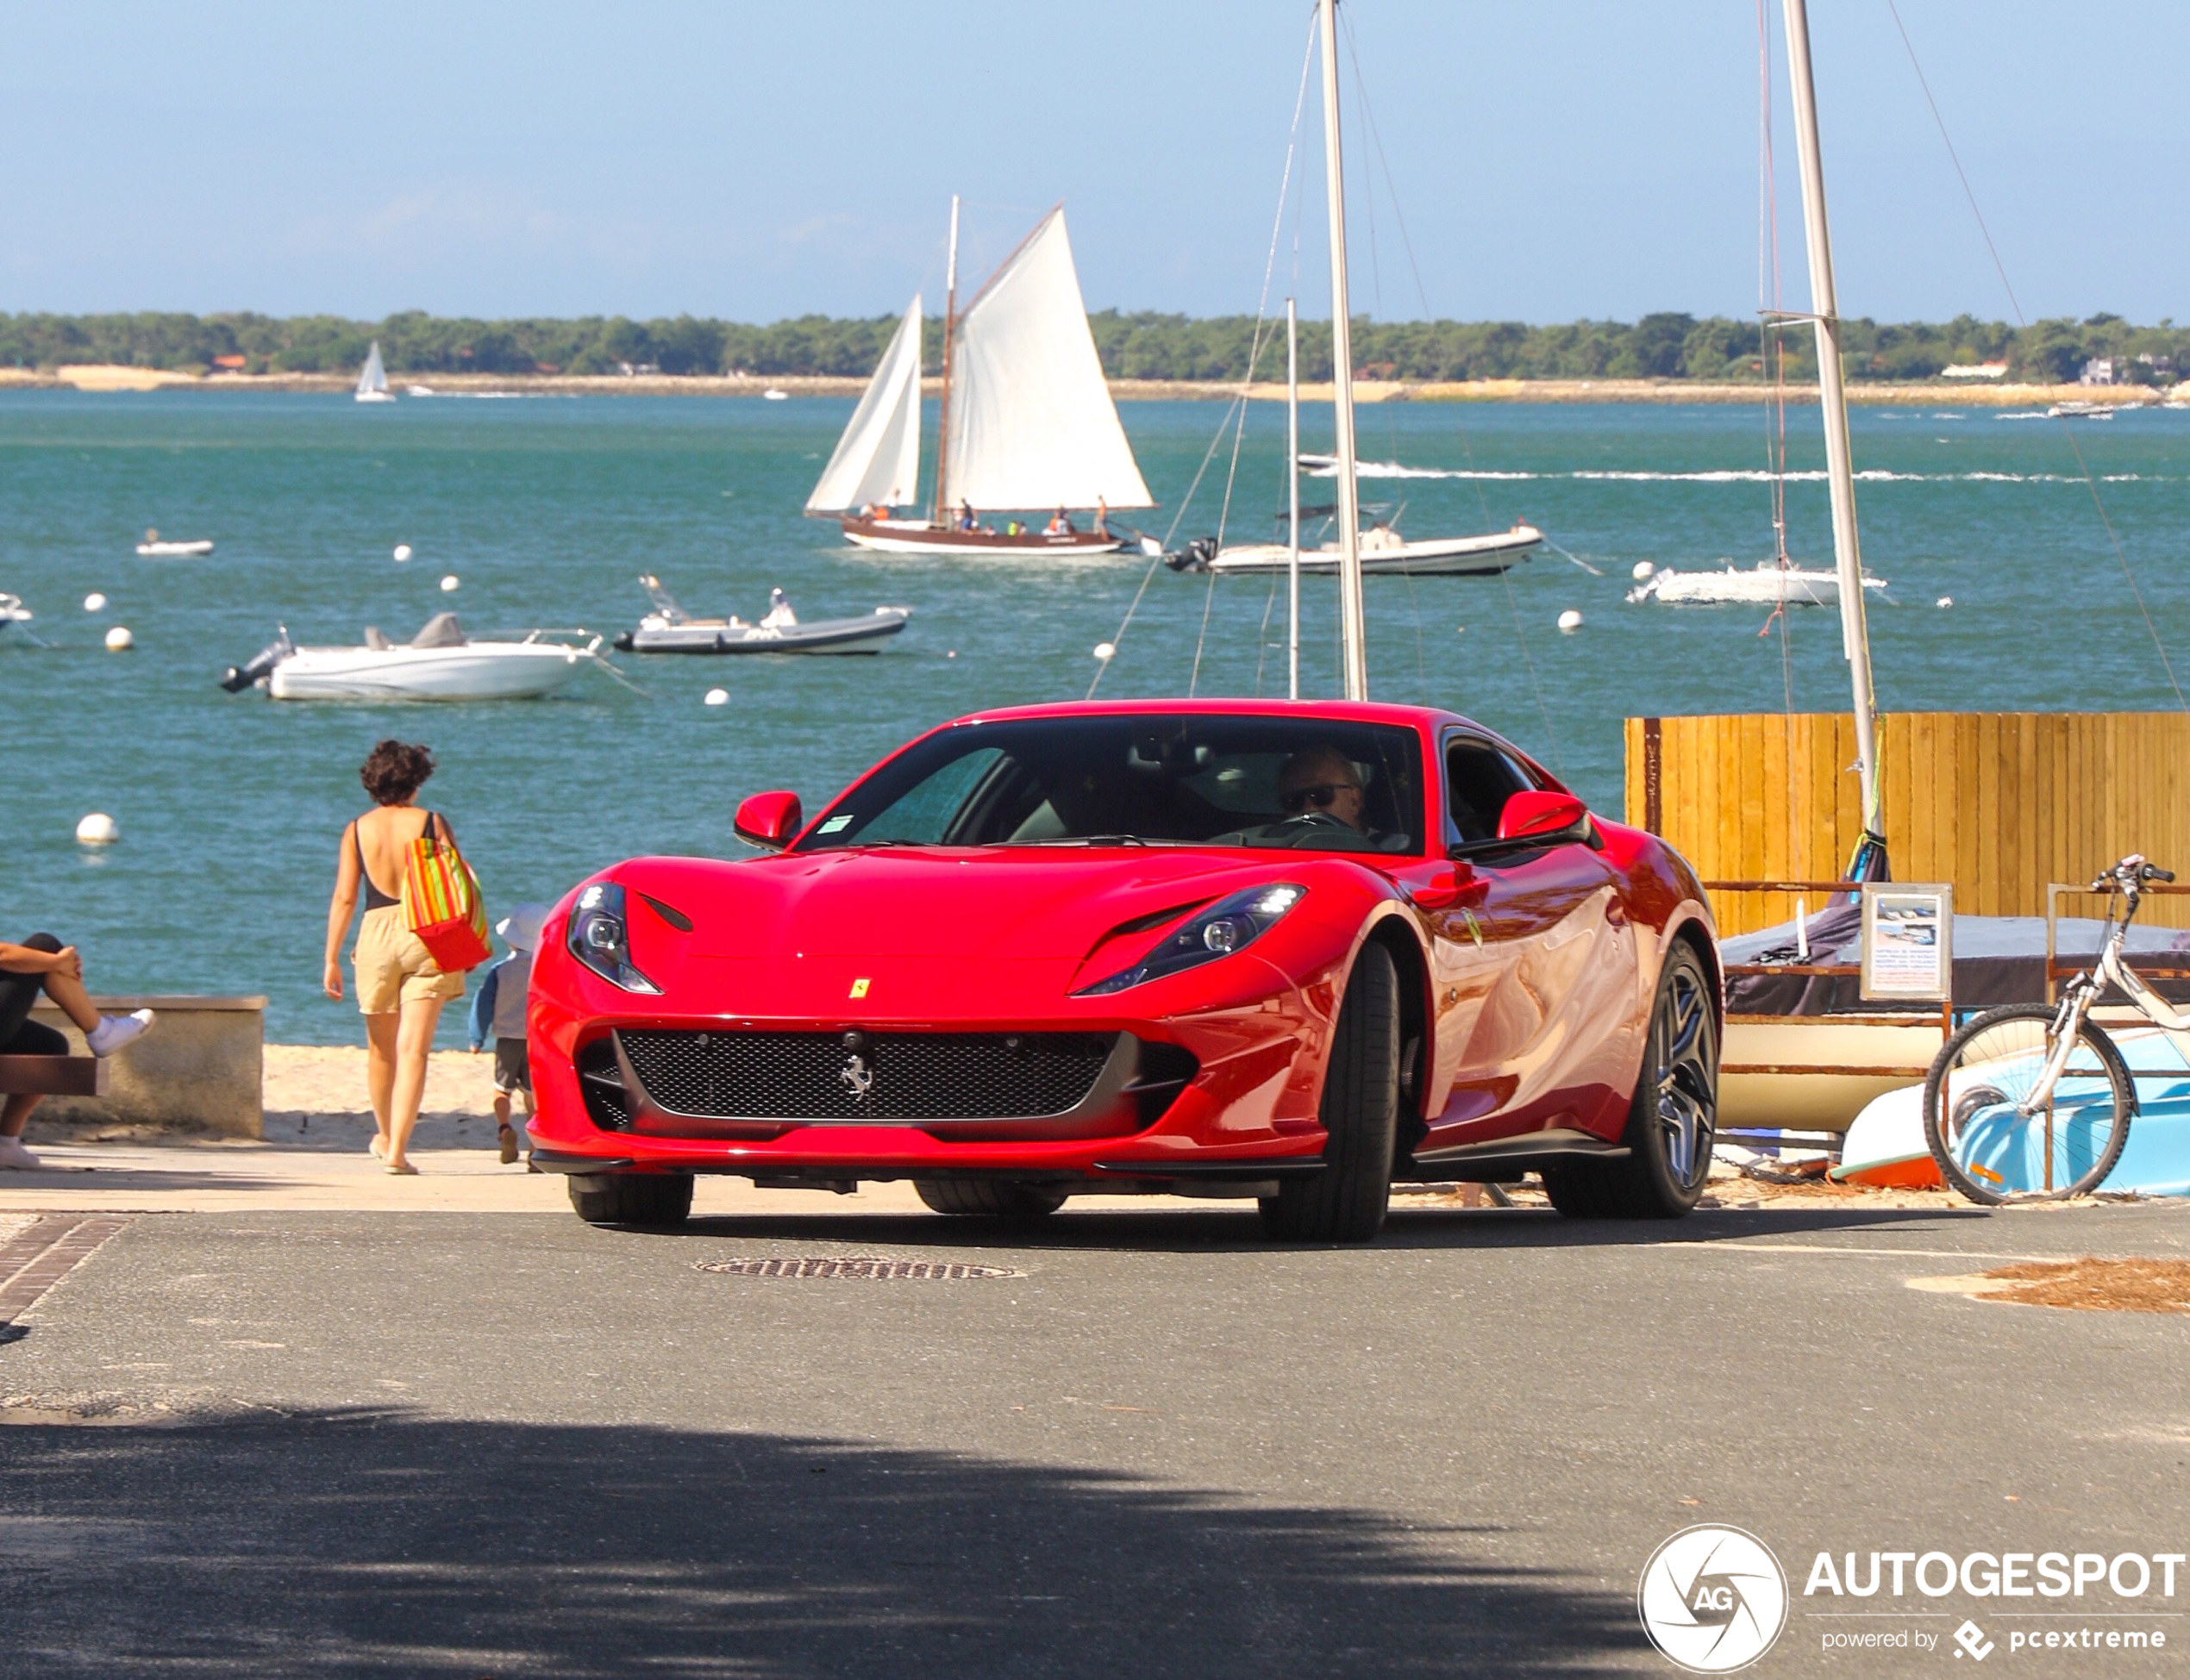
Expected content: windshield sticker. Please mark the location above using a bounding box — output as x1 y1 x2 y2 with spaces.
818 815 854 834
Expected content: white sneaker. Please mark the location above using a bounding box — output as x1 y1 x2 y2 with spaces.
0 1137 41 1171
86 1009 155 1059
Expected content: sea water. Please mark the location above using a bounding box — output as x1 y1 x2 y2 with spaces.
3 390 2185 1042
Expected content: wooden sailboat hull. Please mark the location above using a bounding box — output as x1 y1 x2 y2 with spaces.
839 517 1123 558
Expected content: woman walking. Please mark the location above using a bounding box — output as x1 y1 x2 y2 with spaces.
322 740 466 1174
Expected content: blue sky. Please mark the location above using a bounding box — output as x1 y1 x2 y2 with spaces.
0 2 2179 325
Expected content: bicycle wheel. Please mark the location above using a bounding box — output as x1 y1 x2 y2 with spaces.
1922 1004 2134 1204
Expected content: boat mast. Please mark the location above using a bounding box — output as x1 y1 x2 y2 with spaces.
1782 0 1883 862
1286 296 1302 701
931 195 961 528
1319 0 1367 702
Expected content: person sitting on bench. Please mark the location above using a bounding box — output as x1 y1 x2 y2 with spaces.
0 934 154 1171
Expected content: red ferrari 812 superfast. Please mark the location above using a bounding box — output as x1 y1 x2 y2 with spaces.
527 701 1720 1241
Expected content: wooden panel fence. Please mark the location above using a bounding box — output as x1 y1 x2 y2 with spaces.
1625 712 2190 935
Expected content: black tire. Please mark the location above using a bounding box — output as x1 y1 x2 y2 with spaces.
914 1180 1069 1219
567 1172 694 1227
1259 940 1400 1243
1545 941 1718 1220
1922 1003 2134 1203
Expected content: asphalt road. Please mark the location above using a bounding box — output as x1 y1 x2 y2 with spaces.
3 1197 2187 1677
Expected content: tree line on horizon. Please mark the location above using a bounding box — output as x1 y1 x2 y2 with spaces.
0 308 2181 385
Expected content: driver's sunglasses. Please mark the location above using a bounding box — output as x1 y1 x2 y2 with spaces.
1280 782 1356 813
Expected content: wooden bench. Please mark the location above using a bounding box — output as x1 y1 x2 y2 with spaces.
0 1056 108 1096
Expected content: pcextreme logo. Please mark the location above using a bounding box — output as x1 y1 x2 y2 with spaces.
1639 1526 1790 1673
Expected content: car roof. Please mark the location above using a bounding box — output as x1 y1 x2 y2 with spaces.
945 698 1463 730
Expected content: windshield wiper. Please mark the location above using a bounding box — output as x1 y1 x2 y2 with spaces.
1009 834 1156 847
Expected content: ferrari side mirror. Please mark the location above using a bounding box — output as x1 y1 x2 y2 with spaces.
1496 789 1589 843
734 790 804 851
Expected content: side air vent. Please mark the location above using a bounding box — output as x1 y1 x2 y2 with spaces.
577 1037 632 1130
1129 1040 1200 1127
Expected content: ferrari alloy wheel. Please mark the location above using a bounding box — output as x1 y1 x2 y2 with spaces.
1543 942 1718 1220
568 1172 694 1228
915 1180 1070 1220
1260 940 1400 1243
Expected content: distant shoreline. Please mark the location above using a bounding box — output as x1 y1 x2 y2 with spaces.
0 365 2162 409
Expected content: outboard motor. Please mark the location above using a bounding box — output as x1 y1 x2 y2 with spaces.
221 627 294 692
1163 536 1220 573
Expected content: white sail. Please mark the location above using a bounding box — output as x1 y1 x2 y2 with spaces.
942 209 1152 512
356 340 389 397
805 297 923 513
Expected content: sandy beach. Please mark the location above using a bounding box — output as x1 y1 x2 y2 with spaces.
0 362 2162 408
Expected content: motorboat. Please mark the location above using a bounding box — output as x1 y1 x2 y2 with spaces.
613 576 910 655
356 341 396 403
222 612 603 702
136 528 214 558
2046 400 2114 420
0 592 31 636
1627 560 1886 606
1180 511 1542 578
809 203 1151 558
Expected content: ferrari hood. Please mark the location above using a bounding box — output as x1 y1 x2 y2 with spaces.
610 849 1307 966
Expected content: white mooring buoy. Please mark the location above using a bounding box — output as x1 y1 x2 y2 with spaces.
83 592 108 613
1093 641 1117 661
704 688 729 707
1936 595 1954 609
1556 609 1583 634
76 813 120 845
104 625 135 651
440 574 460 592
1631 561 1656 582
393 544 413 562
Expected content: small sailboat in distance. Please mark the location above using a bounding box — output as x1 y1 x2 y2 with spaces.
355 340 395 404
811 203 1154 556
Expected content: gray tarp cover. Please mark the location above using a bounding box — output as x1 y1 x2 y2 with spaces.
1720 909 2190 1015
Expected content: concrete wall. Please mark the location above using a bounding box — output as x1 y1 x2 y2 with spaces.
28 995 264 1139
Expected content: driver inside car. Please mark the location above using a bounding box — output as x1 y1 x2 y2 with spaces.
1276 746 1367 832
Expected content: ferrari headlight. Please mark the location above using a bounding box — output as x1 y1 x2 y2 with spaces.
1075 884 1305 996
566 882 660 995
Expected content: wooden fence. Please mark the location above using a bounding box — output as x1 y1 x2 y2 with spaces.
1624 712 2190 935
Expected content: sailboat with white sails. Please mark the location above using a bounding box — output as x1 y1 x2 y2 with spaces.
807 203 1154 557
355 341 395 404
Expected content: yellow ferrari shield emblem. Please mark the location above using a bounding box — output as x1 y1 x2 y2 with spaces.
848 977 872 999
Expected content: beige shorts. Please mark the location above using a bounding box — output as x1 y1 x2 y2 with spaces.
353 904 466 1015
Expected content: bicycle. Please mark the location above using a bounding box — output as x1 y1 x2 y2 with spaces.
1922 853 2179 1204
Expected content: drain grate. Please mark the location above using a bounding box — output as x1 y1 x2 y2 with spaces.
694 1256 1024 1281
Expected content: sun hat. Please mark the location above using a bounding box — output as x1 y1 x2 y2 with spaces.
495 902 549 952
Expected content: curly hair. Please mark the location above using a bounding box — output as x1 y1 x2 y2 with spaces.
360 740 435 806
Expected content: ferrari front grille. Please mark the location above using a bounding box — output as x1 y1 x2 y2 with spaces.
615 1028 1120 1121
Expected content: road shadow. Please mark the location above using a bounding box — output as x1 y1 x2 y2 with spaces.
0 1412 1636 1679
661 1197 2000 1257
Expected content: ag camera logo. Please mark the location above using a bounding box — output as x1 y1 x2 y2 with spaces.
1639 1525 1789 1672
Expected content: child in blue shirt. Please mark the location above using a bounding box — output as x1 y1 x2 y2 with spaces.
468 904 546 1164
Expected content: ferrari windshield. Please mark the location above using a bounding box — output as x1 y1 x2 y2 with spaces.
796 714 1424 854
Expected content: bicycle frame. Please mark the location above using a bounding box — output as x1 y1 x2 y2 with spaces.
2018 871 2187 1116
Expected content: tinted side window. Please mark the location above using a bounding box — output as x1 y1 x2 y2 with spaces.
1446 739 1534 844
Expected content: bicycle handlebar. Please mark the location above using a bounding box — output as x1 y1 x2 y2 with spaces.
2090 855 2174 891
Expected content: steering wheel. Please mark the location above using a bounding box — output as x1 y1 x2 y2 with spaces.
1274 810 1346 832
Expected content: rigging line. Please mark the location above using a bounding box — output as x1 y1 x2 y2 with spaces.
1216 11 1320 548
1883 0 2185 715
1499 559 1564 779
1254 573 1280 696
1089 394 1248 699
1188 565 1220 696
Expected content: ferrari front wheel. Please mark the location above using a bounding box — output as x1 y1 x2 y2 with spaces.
1260 940 1400 1243
915 1180 1069 1220
1544 942 1718 1220
568 1171 694 1228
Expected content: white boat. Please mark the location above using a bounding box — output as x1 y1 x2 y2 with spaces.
812 203 1153 558
614 578 910 654
2046 400 2114 420
135 527 214 558
0 592 31 634
1198 517 1542 578
1627 560 1886 606
355 341 396 404
225 613 601 702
